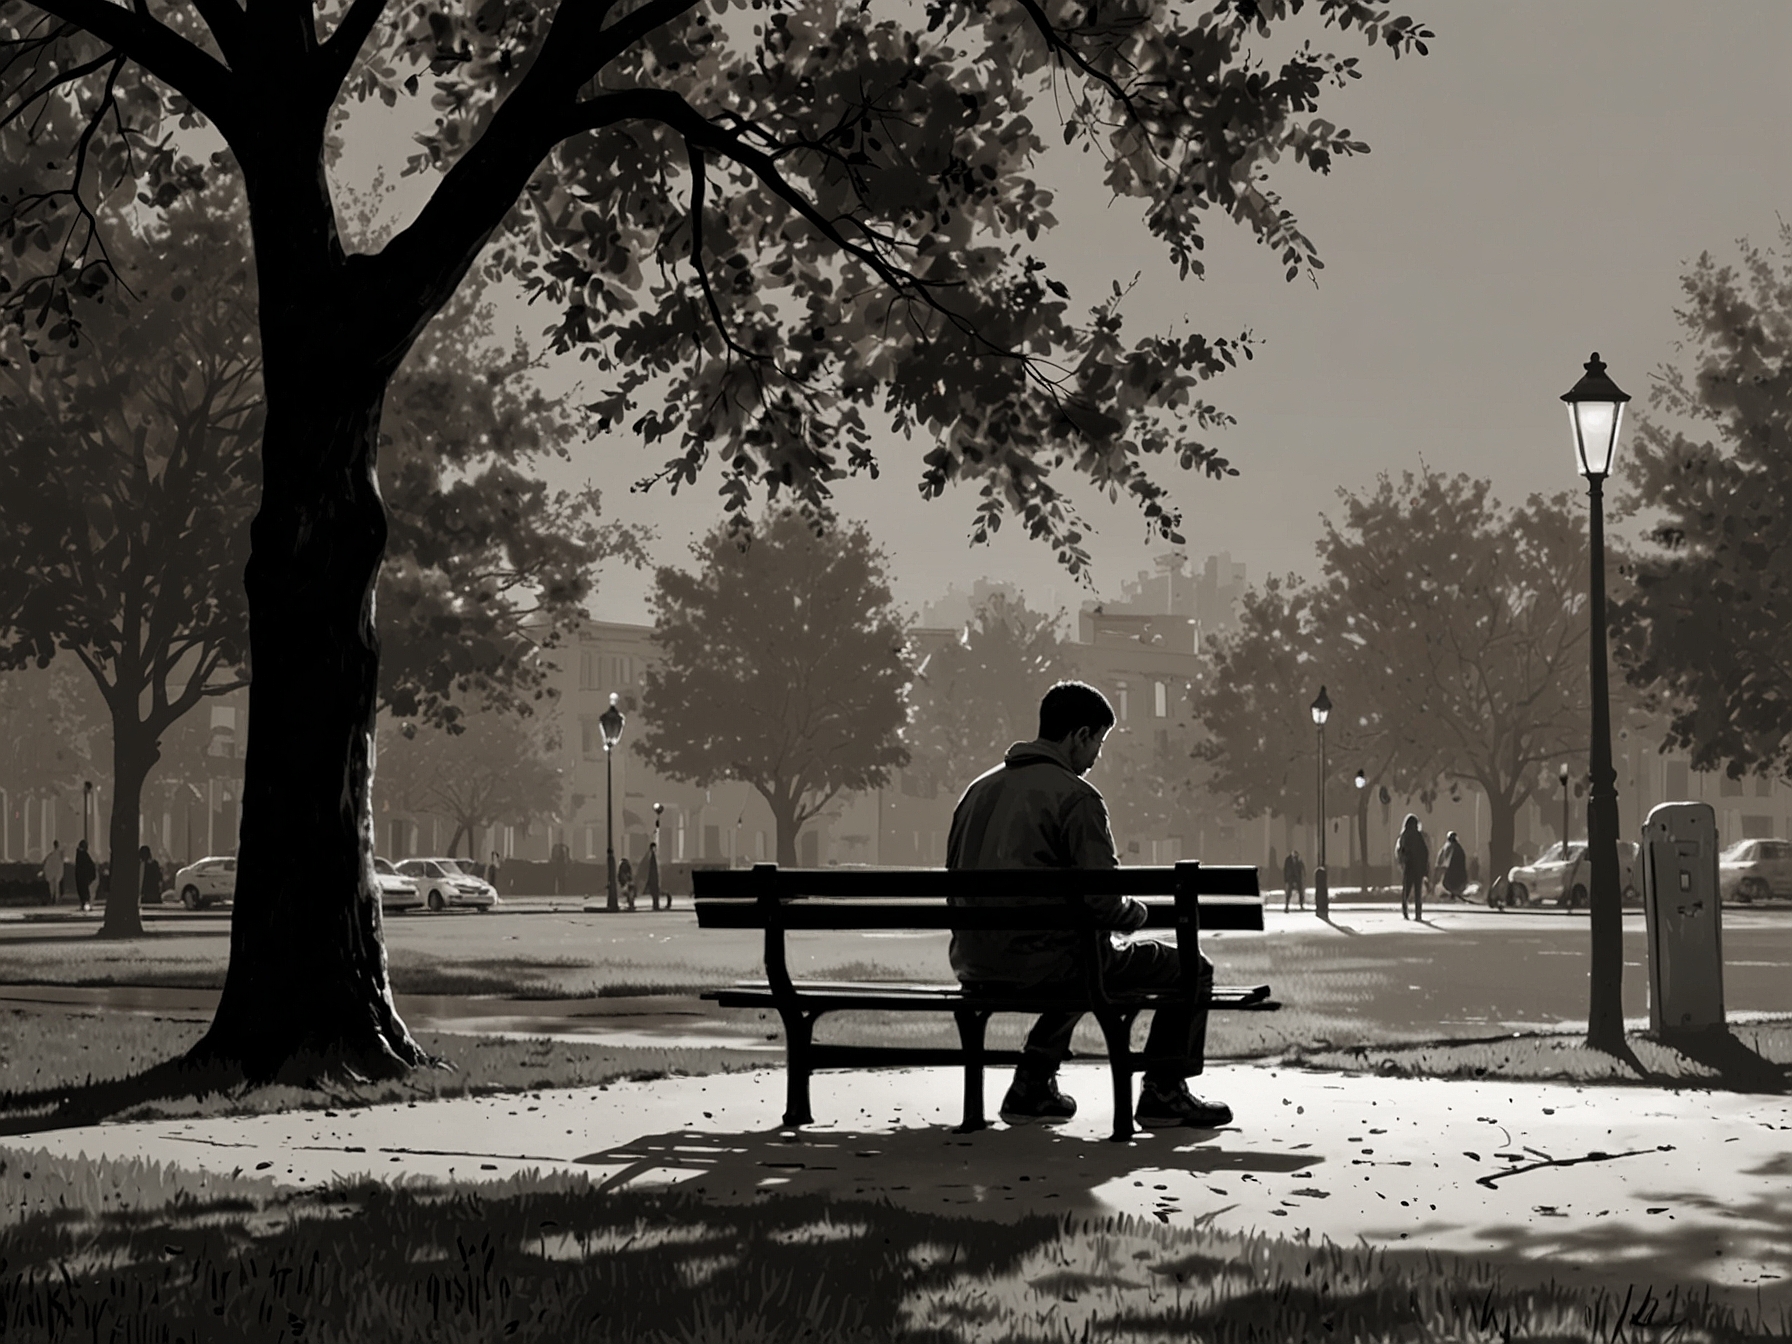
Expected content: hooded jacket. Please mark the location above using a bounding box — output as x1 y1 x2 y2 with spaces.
945 738 1149 986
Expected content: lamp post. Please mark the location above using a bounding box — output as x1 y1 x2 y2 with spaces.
1310 686 1332 919
1559 763 1571 850
599 692 625 913
1562 351 1631 1053
1354 768 1368 895
82 780 92 848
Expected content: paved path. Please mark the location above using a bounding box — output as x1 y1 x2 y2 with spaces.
7 1061 1789 1312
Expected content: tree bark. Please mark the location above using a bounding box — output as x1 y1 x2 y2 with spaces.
188 329 431 1080
1485 791 1519 898
98 725 158 939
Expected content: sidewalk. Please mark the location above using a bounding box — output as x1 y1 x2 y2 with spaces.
6 1060 1789 1312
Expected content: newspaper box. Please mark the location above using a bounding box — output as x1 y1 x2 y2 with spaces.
1640 801 1725 1037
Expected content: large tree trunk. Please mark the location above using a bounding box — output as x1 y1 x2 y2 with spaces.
1484 790 1520 897
189 362 428 1083
764 786 802 868
98 724 157 940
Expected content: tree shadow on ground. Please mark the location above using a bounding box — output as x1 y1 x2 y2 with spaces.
0 1057 254 1135
1653 1026 1790 1093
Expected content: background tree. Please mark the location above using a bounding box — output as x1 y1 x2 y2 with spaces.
0 179 647 939
1614 222 1792 779
374 709 562 860
1 0 1428 1079
1199 471 1592 890
903 590 1071 795
0 661 105 859
638 512 910 866
1316 470 1590 889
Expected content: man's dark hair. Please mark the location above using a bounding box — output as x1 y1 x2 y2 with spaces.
1038 681 1116 741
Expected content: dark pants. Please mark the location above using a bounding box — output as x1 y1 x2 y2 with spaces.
1401 870 1424 918
1009 940 1213 1086
76 878 92 909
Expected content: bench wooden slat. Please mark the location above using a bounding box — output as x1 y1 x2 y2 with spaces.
693 898 1264 932
708 983 1278 1012
691 864 1260 899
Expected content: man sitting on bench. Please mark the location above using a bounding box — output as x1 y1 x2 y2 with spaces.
947 680 1233 1131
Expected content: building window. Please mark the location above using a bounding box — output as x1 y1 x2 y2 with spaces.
1755 776 1774 798
581 719 603 757
579 651 600 691
1154 681 1167 718
1720 774 1744 798
1743 814 1774 838
1117 688 1129 721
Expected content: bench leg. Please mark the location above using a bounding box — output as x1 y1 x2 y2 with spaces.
952 1008 993 1133
1095 1009 1141 1142
778 1008 820 1127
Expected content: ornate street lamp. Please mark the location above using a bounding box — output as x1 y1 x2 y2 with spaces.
1562 351 1630 1051
1310 686 1332 918
600 692 626 913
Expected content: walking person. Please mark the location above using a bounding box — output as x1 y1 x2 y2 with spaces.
1434 830 1468 903
1281 849 1305 914
946 680 1233 1131
74 838 97 914
139 845 164 906
617 857 636 912
41 840 64 905
1395 814 1429 920
485 850 503 890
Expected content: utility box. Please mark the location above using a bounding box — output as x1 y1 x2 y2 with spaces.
1640 801 1725 1036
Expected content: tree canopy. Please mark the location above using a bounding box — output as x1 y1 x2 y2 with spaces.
636 511 910 865
0 0 1429 1078
1615 221 1792 780
903 589 1071 795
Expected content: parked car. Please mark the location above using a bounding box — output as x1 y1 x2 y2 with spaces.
172 856 236 910
394 858 499 912
1503 840 1640 909
1718 838 1792 903
373 857 425 913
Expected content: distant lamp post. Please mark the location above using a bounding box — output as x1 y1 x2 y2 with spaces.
1354 768 1368 895
1559 763 1572 850
1310 687 1332 918
1562 351 1631 1052
600 692 626 913
82 780 92 848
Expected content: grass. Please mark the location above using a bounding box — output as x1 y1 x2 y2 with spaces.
0 1157 1784 1343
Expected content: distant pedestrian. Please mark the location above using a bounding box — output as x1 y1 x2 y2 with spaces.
548 841 570 896
485 850 503 890
1282 849 1305 913
74 839 97 913
1395 814 1429 920
1435 831 1468 902
139 845 163 905
41 840 64 904
617 857 636 912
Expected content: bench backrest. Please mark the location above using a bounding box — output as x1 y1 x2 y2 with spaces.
693 862 1262 930
694 861 1260 1000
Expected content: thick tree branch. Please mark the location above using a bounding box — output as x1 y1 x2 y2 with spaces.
186 0 247 66
20 0 239 131
317 0 388 103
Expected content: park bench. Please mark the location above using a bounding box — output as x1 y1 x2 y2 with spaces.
693 861 1276 1142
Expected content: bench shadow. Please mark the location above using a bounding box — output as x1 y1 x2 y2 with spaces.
572 1123 1317 1222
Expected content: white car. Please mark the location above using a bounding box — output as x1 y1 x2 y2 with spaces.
395 857 499 912
1718 838 1792 903
373 857 425 913
1503 841 1640 908
172 856 236 910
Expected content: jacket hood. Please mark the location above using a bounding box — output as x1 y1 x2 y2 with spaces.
1002 738 1078 773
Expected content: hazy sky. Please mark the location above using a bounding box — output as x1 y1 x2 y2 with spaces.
477 3 1792 626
